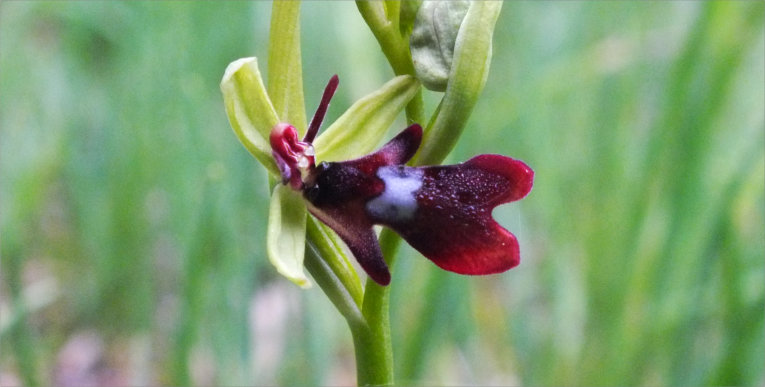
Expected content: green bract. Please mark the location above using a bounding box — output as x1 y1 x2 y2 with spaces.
410 0 470 92
412 1 502 165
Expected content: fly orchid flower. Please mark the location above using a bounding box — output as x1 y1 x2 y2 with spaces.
271 75 533 285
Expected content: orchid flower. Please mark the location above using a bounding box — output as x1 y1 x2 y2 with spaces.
221 1 529 290
221 57 420 289
223 1 524 384
270 76 533 285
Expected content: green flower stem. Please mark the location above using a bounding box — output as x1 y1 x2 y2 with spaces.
351 4 432 383
304 241 365 327
266 3 402 384
404 89 424 126
350 321 392 387
354 228 403 386
355 1 408 75
356 0 424 125
353 2 503 385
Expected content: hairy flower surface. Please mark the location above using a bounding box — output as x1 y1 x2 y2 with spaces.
272 77 533 285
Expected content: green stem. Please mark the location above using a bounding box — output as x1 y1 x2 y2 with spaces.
354 229 403 386
304 241 365 327
313 3 426 385
404 89 424 126
350 5 424 379
350 323 390 387
356 0 424 125
265 1 409 384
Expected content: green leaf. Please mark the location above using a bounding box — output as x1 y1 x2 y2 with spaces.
413 1 502 165
314 75 419 162
268 1 307 132
267 184 310 288
410 0 470 92
220 57 280 176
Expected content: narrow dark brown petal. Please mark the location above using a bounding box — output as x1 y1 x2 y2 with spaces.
342 124 422 173
306 204 391 285
303 160 389 284
304 75 339 143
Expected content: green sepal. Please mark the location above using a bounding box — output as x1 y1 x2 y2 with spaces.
267 184 310 288
220 57 280 176
314 75 420 162
268 1 307 132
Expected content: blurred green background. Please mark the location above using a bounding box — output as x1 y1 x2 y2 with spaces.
1 2 763 386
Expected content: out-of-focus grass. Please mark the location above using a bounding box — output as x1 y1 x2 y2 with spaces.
1 2 763 386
